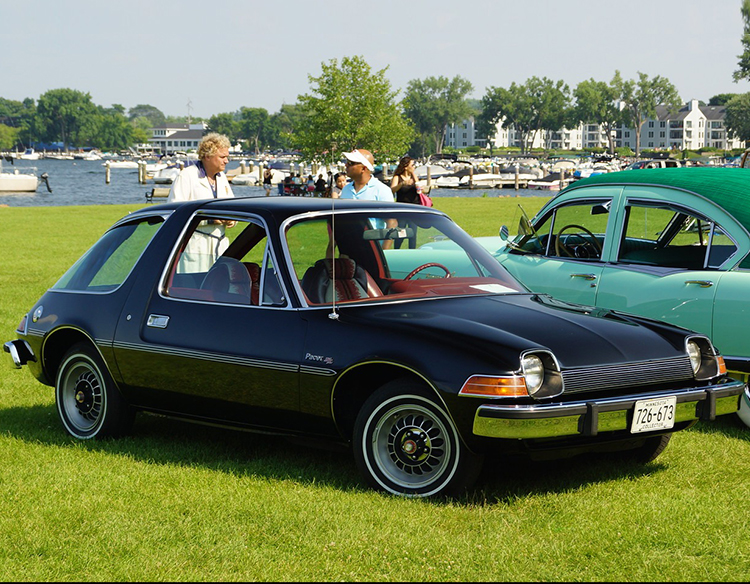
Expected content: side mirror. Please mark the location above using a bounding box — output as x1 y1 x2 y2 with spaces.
499 225 510 241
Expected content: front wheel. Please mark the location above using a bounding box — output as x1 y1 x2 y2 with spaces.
353 380 483 497
55 342 134 440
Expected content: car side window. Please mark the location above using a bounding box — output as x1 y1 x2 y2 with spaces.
165 216 284 306
542 201 610 260
618 203 737 269
53 216 164 293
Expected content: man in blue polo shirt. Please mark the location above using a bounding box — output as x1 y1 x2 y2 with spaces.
339 148 397 242
340 149 394 201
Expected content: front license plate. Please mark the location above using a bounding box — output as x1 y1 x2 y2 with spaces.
631 396 676 433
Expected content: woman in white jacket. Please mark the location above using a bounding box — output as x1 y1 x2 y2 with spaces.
168 132 235 272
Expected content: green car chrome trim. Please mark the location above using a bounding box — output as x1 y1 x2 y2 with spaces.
473 380 745 439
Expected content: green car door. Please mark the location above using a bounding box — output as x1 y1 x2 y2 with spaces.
595 187 740 342
498 187 622 306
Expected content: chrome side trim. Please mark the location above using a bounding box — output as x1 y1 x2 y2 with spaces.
473 380 745 439
111 340 337 378
299 365 337 376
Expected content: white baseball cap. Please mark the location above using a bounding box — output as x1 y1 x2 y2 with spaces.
343 149 374 172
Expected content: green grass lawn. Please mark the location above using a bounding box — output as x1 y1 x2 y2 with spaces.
2 199 750 581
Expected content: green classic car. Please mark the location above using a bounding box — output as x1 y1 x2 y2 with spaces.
479 167 750 426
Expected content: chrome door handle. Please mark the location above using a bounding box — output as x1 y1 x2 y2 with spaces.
147 314 170 328
571 273 597 281
685 280 714 288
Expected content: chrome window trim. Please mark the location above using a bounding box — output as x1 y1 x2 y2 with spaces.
159 210 291 309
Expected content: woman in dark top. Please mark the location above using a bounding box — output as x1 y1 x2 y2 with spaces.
390 155 420 248
390 155 420 204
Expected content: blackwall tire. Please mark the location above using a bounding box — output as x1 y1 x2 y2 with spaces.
353 380 483 497
55 343 134 440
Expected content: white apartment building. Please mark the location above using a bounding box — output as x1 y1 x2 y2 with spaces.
445 100 744 152
614 99 744 151
148 122 208 154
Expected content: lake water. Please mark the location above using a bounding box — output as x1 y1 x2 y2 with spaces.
0 158 542 207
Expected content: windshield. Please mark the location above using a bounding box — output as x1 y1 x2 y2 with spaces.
284 210 525 305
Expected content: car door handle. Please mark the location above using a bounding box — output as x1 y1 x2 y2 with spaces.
146 314 170 328
570 273 597 281
685 280 714 288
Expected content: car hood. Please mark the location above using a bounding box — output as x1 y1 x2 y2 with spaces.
345 293 686 369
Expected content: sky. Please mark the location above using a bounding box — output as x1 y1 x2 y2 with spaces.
3 0 749 119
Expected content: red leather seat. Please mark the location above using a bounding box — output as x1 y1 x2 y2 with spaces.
301 258 383 304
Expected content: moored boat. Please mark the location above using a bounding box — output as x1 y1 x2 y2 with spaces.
0 159 40 192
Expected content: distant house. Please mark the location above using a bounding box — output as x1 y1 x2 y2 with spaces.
148 122 207 154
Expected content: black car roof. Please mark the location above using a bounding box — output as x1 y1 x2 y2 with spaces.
136 195 432 222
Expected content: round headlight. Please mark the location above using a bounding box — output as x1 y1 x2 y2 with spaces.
522 354 545 395
687 340 702 374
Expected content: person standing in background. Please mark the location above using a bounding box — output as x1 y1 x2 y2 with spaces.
390 155 420 204
340 149 396 245
330 172 347 198
390 155 420 248
262 166 273 196
168 132 235 271
168 132 234 203
339 149 393 202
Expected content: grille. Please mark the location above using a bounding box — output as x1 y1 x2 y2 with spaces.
561 355 695 394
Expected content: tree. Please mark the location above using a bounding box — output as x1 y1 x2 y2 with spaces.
708 94 736 106
725 93 750 142
269 103 308 151
128 104 166 127
0 97 37 148
735 0 750 82
238 107 271 154
571 75 624 153
294 56 413 163
208 112 241 144
0 123 18 150
479 77 569 154
36 88 97 149
78 104 133 150
402 75 474 155
613 71 682 157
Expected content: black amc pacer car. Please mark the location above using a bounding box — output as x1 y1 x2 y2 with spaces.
5 197 746 497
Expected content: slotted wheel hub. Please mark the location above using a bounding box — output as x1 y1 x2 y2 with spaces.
74 372 99 418
372 403 453 490
63 364 104 429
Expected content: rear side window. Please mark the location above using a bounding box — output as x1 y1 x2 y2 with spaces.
618 203 737 269
53 217 164 292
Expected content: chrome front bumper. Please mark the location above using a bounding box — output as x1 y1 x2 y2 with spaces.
3 340 35 369
473 381 747 439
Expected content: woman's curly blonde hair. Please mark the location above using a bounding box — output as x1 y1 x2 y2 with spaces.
197 132 231 160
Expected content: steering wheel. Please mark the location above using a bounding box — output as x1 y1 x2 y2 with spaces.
555 224 603 259
404 262 451 280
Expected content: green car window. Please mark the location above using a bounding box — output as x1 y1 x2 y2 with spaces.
618 203 738 269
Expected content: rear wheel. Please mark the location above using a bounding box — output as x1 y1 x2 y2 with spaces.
55 343 134 440
353 380 483 497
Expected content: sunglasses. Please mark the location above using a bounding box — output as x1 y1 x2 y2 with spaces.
345 160 362 166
